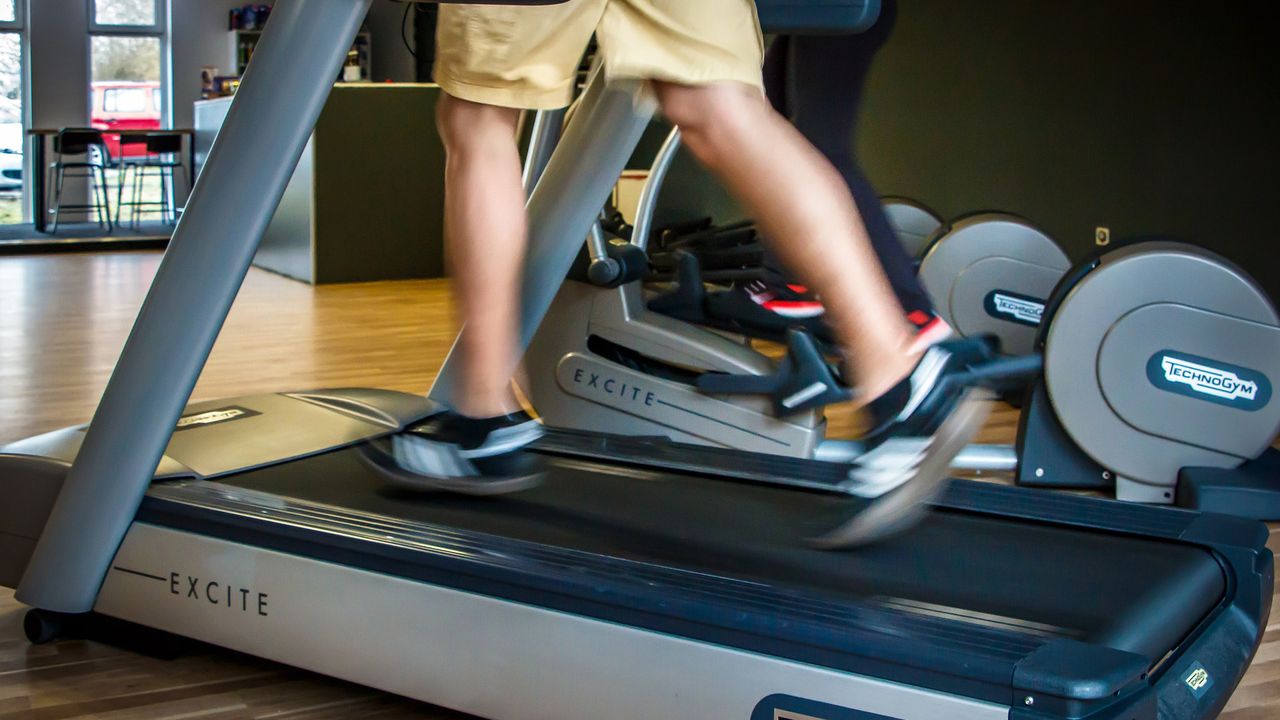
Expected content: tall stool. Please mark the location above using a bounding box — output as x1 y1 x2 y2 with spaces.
117 132 188 227
48 128 113 233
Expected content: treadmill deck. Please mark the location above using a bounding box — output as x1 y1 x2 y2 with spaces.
141 440 1224 667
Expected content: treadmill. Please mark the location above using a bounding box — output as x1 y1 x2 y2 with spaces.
0 2 1270 719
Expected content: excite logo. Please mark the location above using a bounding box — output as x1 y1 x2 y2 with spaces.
983 289 1045 327
175 405 261 431
1147 350 1271 411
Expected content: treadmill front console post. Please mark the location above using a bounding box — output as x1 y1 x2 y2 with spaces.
15 0 375 614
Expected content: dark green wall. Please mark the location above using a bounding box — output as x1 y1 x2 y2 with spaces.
652 1 1280 301
314 87 447 283
861 0 1280 298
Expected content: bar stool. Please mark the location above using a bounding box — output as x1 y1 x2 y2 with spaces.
117 132 188 227
48 128 113 233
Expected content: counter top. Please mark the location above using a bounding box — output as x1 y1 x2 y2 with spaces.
194 83 440 106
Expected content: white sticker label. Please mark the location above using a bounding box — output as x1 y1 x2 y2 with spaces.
174 406 260 430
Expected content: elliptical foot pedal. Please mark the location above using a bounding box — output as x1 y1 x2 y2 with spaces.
648 250 709 323
696 329 852 416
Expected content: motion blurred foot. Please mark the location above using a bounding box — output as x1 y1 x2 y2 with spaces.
814 345 988 548
360 409 545 495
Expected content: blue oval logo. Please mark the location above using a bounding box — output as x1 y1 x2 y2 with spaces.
1147 350 1272 412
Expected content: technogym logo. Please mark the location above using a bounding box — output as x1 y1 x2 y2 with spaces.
983 289 1045 327
1147 350 1271 411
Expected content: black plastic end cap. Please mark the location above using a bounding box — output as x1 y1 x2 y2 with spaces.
1013 639 1149 701
1177 449 1280 523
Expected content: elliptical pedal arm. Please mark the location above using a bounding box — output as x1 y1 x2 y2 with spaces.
696 329 853 416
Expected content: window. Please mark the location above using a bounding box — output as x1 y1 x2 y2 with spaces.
92 0 158 28
87 0 168 221
0 0 18 30
88 0 168 154
103 87 150 114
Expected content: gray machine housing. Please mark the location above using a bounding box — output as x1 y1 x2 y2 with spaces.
882 195 944 257
1040 242 1280 503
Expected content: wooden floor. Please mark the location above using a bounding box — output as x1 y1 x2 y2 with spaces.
0 251 1275 718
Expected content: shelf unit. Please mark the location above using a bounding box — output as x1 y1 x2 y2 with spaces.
230 29 372 81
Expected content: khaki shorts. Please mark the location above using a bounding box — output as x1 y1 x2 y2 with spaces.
433 0 765 110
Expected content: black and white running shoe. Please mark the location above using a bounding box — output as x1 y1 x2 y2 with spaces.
360 410 545 495
813 345 989 548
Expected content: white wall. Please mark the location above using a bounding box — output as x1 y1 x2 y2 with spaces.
169 1 417 130
169 0 242 130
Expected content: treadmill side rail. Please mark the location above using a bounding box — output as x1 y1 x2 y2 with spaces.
96 523 1008 720
1159 514 1275 720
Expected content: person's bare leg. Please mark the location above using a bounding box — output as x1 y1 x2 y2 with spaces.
436 93 527 418
654 81 917 401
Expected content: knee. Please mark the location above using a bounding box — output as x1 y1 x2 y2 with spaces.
436 93 517 155
656 82 764 148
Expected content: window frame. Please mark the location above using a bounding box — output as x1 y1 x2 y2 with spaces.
0 0 22 31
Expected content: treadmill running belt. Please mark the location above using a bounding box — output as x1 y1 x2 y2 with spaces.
187 443 1225 664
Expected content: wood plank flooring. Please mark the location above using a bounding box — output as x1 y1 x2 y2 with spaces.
0 251 1275 718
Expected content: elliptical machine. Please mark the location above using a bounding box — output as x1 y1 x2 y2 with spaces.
1013 240 1280 515
881 196 942 257
522 122 1280 519
918 212 1070 357
650 194 1070 360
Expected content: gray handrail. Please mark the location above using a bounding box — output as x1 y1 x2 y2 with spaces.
629 127 682 253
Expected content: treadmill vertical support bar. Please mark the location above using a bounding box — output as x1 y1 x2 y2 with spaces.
16 0 373 613
429 75 656 407
521 107 565 197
